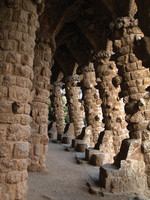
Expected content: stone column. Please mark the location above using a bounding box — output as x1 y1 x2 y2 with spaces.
91 50 128 164
100 17 149 195
52 81 65 140
65 75 85 138
0 0 41 199
81 63 103 146
28 32 53 172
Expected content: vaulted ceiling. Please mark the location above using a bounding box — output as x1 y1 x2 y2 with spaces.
38 0 149 82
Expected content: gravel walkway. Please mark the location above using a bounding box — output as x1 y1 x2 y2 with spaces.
27 141 130 200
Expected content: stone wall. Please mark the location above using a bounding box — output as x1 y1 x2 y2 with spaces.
100 17 150 194
81 63 103 146
28 32 53 172
0 0 40 199
65 75 85 138
52 81 65 140
93 50 128 161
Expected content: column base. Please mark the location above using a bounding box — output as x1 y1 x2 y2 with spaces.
99 139 148 194
72 139 88 152
85 147 100 161
100 161 148 194
57 133 62 141
91 153 112 166
61 135 72 144
28 164 46 172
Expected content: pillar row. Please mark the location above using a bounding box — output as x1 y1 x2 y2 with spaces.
28 32 53 172
100 17 150 195
65 75 85 138
0 0 41 199
52 81 65 140
81 64 103 146
93 52 128 160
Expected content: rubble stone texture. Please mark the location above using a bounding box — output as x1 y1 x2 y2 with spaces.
100 17 150 194
0 0 39 199
65 75 85 138
93 50 128 163
52 81 65 140
28 32 53 172
81 64 103 146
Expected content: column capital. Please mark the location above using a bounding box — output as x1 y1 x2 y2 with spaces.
53 81 63 88
109 16 138 31
65 75 80 84
6 0 21 9
92 50 115 62
36 31 56 54
82 63 95 72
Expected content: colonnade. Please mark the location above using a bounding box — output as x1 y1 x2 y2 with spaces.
0 0 150 199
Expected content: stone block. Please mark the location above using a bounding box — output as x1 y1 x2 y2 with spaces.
41 135 49 145
0 184 16 200
142 141 150 154
7 124 31 142
2 21 17 30
0 40 16 50
61 136 72 144
129 53 138 62
13 142 29 159
36 116 48 124
23 1 37 14
17 159 29 171
12 102 24 114
28 26 36 37
9 86 30 102
16 77 32 89
0 62 14 75
6 171 22 184
21 54 33 67
24 104 31 115
0 30 8 40
21 115 31 125
75 141 87 152
15 64 34 80
85 147 100 161
8 30 22 40
0 86 7 99
0 125 7 141
0 100 12 113
125 62 137 72
1 158 18 172
6 52 21 64
18 22 28 33
91 153 111 166
39 125 48 135
16 181 28 199
0 113 20 124
119 45 130 54
130 70 148 80
0 50 6 62
0 142 12 157
19 41 29 53
3 75 16 86
34 144 43 156
13 10 28 23
21 170 28 182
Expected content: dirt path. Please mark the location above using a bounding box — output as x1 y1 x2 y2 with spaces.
27 142 130 200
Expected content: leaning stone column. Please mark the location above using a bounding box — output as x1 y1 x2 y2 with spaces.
52 81 65 140
81 63 103 146
65 75 85 138
89 49 128 165
0 0 42 199
100 17 149 195
28 32 53 172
